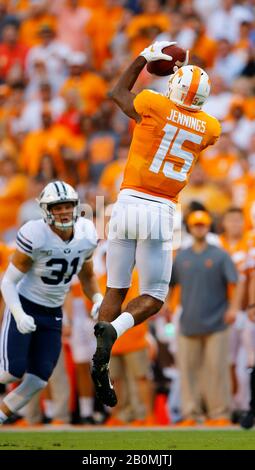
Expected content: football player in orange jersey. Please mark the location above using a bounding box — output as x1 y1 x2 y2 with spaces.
91 41 221 407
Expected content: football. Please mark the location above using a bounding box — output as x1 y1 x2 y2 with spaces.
147 44 187 77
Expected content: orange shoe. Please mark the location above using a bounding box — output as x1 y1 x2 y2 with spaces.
204 418 231 427
175 419 197 427
130 416 158 427
11 418 42 428
130 418 146 427
105 416 126 427
50 419 67 426
11 418 29 428
144 415 158 426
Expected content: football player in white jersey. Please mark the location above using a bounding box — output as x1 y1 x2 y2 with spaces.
0 181 103 424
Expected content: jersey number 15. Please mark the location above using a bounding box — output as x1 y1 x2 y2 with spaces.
149 123 202 181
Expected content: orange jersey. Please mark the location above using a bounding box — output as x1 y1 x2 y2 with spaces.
70 280 92 311
244 188 255 230
219 235 247 274
121 90 221 203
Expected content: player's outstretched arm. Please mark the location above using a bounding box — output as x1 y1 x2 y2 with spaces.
1 250 37 334
108 56 146 122
109 41 175 122
78 259 103 320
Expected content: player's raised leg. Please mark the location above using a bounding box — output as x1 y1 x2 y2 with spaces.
92 234 135 407
92 202 173 407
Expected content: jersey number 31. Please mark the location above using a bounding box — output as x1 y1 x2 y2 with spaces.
41 258 79 285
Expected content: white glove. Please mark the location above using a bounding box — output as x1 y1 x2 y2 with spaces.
91 293 104 321
140 41 177 63
16 314 37 334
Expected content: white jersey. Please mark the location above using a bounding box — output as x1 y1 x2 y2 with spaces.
16 217 97 307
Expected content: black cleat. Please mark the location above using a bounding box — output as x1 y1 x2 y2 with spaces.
93 322 117 363
91 362 117 407
240 410 255 430
91 322 117 407
80 416 96 425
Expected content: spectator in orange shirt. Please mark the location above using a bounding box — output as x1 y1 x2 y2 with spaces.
180 164 231 218
200 130 239 183
184 14 218 69
19 2 56 48
99 142 128 203
229 151 255 208
87 109 118 183
85 0 127 70
126 0 170 59
61 52 107 116
20 105 83 182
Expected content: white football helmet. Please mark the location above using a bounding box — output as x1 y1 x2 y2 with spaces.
166 65 210 111
38 181 79 230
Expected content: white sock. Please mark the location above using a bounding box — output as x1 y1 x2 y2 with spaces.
44 399 54 419
79 397 93 418
0 410 8 424
111 312 135 338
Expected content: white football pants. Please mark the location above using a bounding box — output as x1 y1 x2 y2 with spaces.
107 193 175 301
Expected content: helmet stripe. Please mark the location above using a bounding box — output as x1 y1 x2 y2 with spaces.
60 181 67 195
183 66 201 107
177 68 184 78
54 182 61 197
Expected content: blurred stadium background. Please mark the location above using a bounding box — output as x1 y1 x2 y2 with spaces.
0 0 255 442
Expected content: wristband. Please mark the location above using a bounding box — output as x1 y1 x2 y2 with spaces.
92 293 103 304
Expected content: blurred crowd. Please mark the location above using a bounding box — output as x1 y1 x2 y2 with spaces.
0 0 255 427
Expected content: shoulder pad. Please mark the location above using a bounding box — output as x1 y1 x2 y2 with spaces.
16 220 46 255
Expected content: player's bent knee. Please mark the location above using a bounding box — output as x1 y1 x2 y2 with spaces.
140 293 164 309
141 286 168 303
3 373 47 413
0 369 20 384
29 360 58 382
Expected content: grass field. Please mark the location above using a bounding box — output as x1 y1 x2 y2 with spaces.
0 429 255 450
